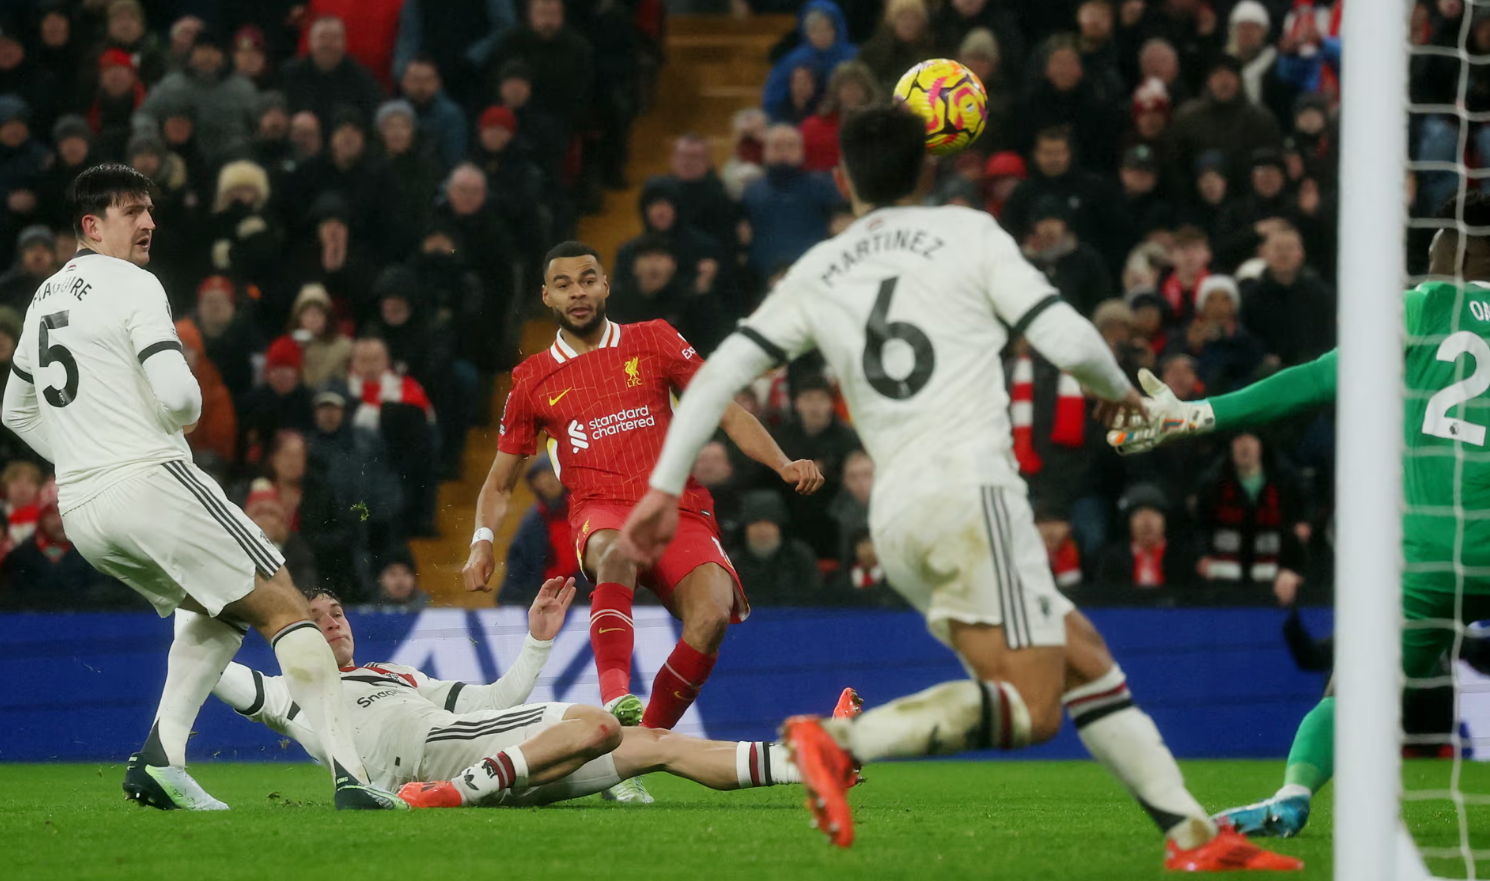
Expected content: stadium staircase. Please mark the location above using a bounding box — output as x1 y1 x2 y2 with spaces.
412 14 793 607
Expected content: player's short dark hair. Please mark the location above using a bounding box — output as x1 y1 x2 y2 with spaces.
1437 188 1490 238
543 240 603 278
303 586 342 605
67 163 153 237
839 104 925 206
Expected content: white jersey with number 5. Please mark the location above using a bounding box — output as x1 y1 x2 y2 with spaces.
740 205 1061 493
11 252 189 514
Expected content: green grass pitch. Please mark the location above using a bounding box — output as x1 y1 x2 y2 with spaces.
2 759 1489 880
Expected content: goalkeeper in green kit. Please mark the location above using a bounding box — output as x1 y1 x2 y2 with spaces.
1108 192 1490 838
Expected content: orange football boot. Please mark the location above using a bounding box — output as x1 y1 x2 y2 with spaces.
781 715 858 848
396 780 464 809
1164 824 1304 872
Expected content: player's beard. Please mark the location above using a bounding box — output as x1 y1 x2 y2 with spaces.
553 301 608 338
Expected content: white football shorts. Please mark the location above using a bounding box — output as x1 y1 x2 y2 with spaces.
871 479 1073 650
63 459 284 618
418 702 621 807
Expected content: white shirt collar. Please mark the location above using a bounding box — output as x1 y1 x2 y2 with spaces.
550 320 621 363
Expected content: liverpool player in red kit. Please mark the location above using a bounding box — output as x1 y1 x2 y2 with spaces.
463 242 823 800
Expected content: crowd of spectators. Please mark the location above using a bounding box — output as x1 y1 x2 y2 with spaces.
0 0 660 610
508 0 1381 612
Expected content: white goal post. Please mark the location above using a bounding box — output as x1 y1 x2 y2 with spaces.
1334 0 1416 879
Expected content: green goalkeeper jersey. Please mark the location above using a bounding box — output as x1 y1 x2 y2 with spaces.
1206 280 1490 590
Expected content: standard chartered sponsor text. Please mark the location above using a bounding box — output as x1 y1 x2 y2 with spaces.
589 405 656 437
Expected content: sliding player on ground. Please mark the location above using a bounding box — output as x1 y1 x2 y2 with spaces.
462 242 823 802
213 582 860 806
1108 192 1490 838
0 165 401 810
618 104 1300 871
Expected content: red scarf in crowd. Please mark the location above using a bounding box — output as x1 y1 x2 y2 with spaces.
1160 269 1208 325
1049 537 1082 588
1132 542 1167 587
1010 355 1086 475
1208 476 1285 582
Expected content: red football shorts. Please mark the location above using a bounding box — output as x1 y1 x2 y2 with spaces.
572 502 750 623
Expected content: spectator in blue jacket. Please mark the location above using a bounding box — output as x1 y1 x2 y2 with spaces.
398 54 468 169
740 124 843 276
762 0 856 121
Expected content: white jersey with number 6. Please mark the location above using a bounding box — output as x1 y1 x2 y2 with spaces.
739 205 1068 493
11 251 189 514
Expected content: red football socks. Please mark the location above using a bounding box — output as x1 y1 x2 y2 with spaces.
642 638 718 729
589 582 636 705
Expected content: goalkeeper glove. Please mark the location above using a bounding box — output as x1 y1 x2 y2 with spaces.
1105 369 1216 455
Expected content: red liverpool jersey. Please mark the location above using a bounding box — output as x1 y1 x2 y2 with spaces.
498 320 716 515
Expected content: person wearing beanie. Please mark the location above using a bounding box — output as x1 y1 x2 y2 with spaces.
0 224 56 310
91 47 145 163
613 177 730 304
237 334 315 470
375 545 430 608
205 160 282 299
1113 143 1178 266
728 488 823 606
231 24 274 90
1226 0 1294 124
373 98 443 257
1170 273 1263 396
982 150 1027 219
1094 483 1198 589
1178 148 1233 242
191 275 260 402
397 54 468 169
1170 53 1284 194
132 27 258 167
279 283 353 388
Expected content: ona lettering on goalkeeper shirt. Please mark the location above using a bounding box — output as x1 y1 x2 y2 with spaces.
382 606 708 738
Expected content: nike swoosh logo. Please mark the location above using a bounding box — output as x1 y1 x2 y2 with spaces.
598 627 626 634
549 389 572 406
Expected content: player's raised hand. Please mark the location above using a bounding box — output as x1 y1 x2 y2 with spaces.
778 458 826 495
462 540 497 592
1104 369 1216 455
617 488 680 566
528 576 577 640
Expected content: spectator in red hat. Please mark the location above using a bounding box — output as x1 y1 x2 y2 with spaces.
89 0 165 87
981 150 1026 219
1126 77 1176 180
241 475 322 595
237 335 315 468
231 24 275 90
89 48 143 161
471 103 549 250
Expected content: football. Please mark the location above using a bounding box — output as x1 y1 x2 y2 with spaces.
892 59 989 157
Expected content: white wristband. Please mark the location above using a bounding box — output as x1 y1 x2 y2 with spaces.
471 527 495 546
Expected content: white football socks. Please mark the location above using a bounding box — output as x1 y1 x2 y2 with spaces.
148 610 244 767
833 680 1031 762
452 747 529 805
1063 665 1215 851
735 741 800 788
270 621 371 785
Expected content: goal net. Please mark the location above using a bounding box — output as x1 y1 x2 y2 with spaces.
1348 1 1490 878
